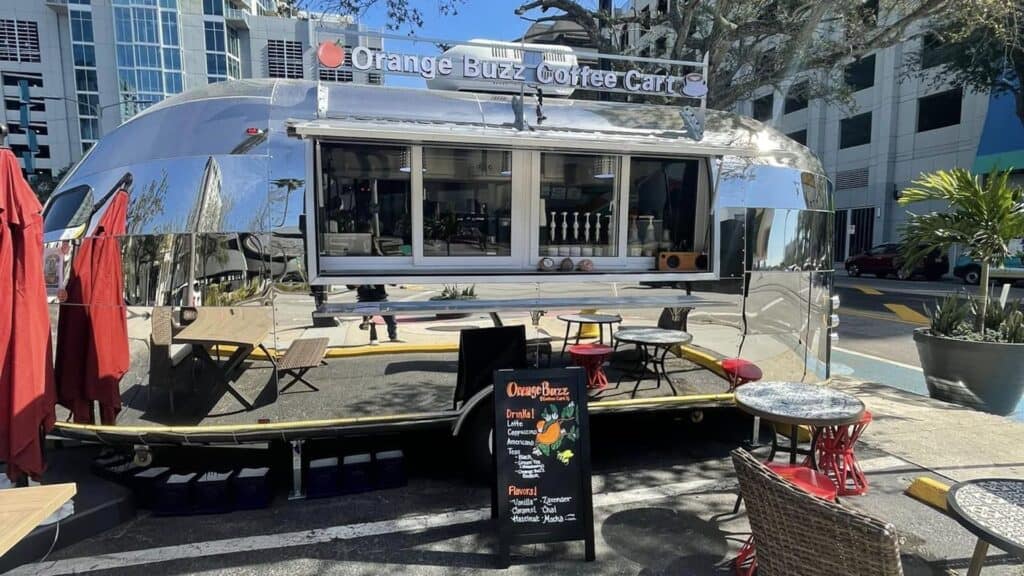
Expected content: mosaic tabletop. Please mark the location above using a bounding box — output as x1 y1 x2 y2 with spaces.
733 381 865 426
612 328 694 346
557 313 623 324
948 479 1024 557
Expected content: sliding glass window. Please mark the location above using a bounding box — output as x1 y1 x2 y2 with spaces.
627 157 702 257
538 153 619 258
318 143 412 257
422 147 512 257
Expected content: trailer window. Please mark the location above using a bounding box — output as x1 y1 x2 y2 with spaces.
43 184 93 233
423 147 512 257
318 143 411 257
538 153 619 257
627 157 702 257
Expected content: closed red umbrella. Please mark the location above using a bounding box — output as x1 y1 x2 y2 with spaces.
56 188 129 425
0 146 56 481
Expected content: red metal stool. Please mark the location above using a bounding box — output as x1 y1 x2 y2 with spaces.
734 463 838 575
567 343 613 391
721 358 763 391
723 358 764 445
814 410 873 496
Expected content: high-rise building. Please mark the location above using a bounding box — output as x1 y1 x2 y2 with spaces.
0 0 381 184
625 0 998 264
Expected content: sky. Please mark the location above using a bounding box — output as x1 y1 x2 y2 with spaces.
352 0 605 41
332 0 608 88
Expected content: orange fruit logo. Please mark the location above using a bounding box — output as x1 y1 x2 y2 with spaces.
318 41 345 69
535 420 561 445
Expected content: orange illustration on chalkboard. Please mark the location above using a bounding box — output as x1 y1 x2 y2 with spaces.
534 402 578 464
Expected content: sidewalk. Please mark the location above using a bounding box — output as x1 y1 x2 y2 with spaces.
833 377 1024 481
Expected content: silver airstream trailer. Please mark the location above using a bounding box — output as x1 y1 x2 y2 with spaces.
42 74 835 469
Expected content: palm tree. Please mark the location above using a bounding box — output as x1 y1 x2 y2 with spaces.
899 168 1024 332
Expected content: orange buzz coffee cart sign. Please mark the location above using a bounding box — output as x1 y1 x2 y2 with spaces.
493 367 594 566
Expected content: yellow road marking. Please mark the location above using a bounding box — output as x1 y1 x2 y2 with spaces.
840 309 924 326
884 303 929 325
854 285 883 295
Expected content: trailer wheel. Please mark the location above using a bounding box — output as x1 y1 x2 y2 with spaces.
459 399 494 482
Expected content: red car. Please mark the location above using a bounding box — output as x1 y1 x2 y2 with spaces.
844 243 948 281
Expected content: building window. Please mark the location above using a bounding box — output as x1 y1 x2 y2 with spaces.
540 153 619 257
654 36 667 56
917 88 962 132
133 7 158 43
2 71 43 88
753 94 773 121
423 147 513 257
862 0 879 23
318 143 412 257
160 11 179 46
268 39 304 79
921 33 953 69
844 54 875 92
72 43 96 67
787 129 808 145
0 20 41 63
203 0 224 16
204 21 225 52
784 83 808 113
839 112 872 149
319 68 353 83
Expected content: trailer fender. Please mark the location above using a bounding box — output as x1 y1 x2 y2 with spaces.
452 387 495 437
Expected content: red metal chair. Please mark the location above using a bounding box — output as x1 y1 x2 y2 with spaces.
814 410 873 496
734 462 838 575
722 358 763 391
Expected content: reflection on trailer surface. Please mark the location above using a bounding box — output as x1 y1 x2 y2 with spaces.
43 79 835 447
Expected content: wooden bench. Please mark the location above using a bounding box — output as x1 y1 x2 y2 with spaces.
277 337 329 393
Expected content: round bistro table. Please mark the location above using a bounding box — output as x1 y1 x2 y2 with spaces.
947 478 1024 576
557 313 622 355
612 328 693 398
567 343 614 391
733 382 865 466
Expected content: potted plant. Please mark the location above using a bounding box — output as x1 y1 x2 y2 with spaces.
900 168 1024 415
429 284 477 320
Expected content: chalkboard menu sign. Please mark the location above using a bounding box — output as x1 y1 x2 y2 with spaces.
493 367 595 567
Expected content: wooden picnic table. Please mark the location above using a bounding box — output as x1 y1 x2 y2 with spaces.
0 483 76 557
174 307 275 410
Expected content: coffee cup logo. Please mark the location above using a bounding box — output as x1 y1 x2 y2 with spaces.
680 72 708 98
317 41 345 69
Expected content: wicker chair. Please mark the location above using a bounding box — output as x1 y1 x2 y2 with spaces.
148 307 193 413
731 448 904 576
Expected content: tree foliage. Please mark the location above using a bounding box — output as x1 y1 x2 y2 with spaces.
918 3 1023 123
294 0 464 29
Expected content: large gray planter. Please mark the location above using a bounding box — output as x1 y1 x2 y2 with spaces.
913 328 1024 416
